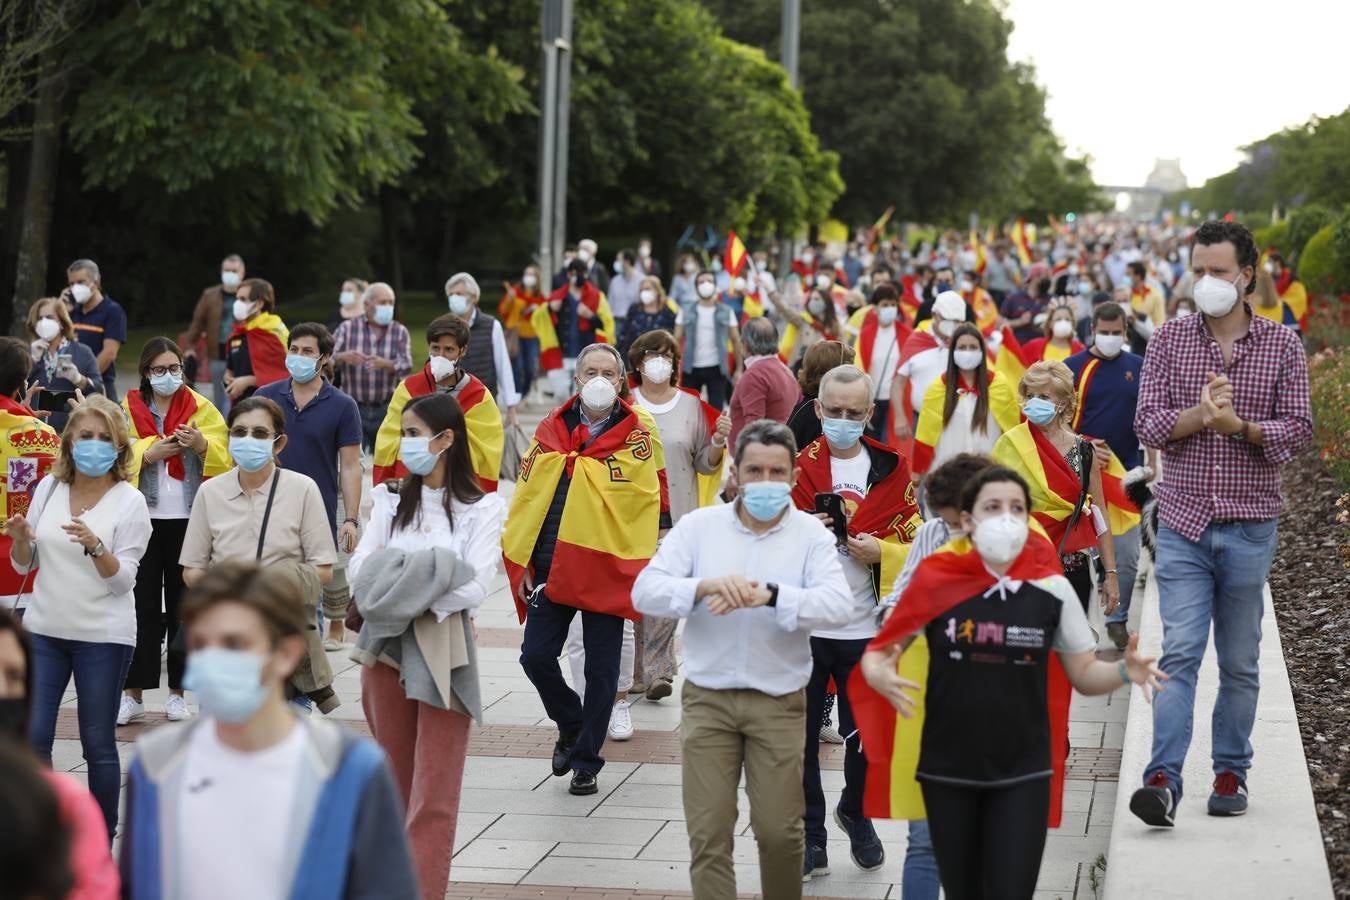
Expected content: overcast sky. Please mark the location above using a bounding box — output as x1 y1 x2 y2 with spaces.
1004 0 1350 188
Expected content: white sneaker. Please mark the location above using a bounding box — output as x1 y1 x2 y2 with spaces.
117 695 144 726
165 695 191 722
608 700 634 741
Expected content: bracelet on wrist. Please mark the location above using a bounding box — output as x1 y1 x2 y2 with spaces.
343 517 359 526
1117 660 1130 685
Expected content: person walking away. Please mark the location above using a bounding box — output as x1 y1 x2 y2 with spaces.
911 324 1019 478
445 272 521 425
1129 220 1311 826
9 395 152 838
728 317 798 449
535 258 617 403
632 419 854 900
349 393 505 899
182 254 246 410
674 270 741 410
332 282 413 453
223 278 289 401
63 259 127 403
119 562 418 899
24 296 104 435
119 338 230 725
372 315 503 492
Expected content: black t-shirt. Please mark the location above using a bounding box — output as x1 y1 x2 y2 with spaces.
916 577 1092 787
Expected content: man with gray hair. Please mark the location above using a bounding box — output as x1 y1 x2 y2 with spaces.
183 253 246 409
446 272 520 423
633 418 853 900
728 316 799 448
63 258 127 401
332 281 413 451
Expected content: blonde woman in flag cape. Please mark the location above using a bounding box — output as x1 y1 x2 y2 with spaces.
911 323 1020 477
992 360 1120 615
372 314 503 492
851 465 1167 900
534 257 617 400
223 277 289 400
504 343 668 798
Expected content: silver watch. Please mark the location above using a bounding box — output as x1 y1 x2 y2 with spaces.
89 540 107 558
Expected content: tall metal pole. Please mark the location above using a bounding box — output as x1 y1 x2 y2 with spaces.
777 0 801 281
537 0 573 280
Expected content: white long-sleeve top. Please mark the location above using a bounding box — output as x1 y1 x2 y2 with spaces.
632 502 853 696
348 483 505 620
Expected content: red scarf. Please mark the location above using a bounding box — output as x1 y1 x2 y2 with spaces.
126 389 199 480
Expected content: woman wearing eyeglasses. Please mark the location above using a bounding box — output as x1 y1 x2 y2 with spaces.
117 338 230 726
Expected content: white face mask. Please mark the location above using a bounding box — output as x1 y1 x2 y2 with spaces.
814 274 831 289
522 273 538 289
639 288 656 305
642 356 673 384
638 245 651 258
935 318 956 338
428 354 457 382
1193 273 1242 317
1052 319 1074 339
221 271 242 289
953 348 984 371
683 261 698 275
579 375 618 410
35 317 62 342
959 280 973 293
70 283 92 305
972 512 1029 564
696 281 717 300
338 290 357 308
1093 333 1125 357
733 277 746 293
232 298 254 321
577 248 592 263
807 298 827 317
877 306 898 326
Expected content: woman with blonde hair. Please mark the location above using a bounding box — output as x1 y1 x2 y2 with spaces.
24 296 104 433
7 394 152 838
992 360 1119 613
618 275 677 359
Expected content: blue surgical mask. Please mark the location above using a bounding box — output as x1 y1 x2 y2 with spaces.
150 372 183 397
373 304 395 326
400 434 446 477
740 480 792 522
72 440 118 477
183 647 268 724
285 354 319 384
448 294 470 316
1022 397 1059 426
229 436 275 472
821 417 865 450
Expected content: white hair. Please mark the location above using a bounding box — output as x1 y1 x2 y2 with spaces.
576 343 624 374
67 258 100 284
444 272 480 299
578 238 598 254
819 364 874 399
363 281 395 304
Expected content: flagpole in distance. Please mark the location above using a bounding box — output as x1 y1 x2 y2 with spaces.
776 0 801 282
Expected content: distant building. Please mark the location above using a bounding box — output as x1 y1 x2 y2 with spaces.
1145 158 1188 194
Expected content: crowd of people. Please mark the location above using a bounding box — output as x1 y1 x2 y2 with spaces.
0 216 1313 900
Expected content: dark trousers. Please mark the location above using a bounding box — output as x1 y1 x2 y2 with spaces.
684 365 730 410
865 400 891 441
357 401 389 453
1064 559 1092 614
126 517 189 691
803 636 870 848
921 778 1050 900
518 589 624 774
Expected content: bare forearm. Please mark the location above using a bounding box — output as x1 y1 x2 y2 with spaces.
1167 405 1206 441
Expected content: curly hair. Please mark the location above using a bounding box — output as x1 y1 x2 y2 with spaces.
1192 220 1259 295
797 340 855 399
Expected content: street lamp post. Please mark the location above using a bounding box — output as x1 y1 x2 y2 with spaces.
537 0 573 281
777 0 800 281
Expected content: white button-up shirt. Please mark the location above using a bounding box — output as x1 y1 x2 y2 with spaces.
632 502 853 696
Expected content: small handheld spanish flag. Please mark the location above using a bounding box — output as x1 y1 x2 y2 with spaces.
723 230 748 278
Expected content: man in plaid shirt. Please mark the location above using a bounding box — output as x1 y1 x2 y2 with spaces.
333 281 413 451
1129 220 1312 827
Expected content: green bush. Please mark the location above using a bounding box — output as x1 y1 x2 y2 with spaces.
1253 220 1289 252
1287 203 1338 263
1311 348 1350 491
1299 224 1350 298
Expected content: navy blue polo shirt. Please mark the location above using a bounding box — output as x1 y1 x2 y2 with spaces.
255 378 362 537
1065 348 1145 469
69 296 128 399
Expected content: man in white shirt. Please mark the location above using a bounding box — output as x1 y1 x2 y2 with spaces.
632 419 853 900
891 290 965 442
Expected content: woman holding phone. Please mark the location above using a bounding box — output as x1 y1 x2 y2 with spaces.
24 296 104 433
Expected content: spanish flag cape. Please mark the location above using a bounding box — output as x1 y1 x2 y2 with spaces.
847 527 1073 826
911 369 1021 475
372 364 503 492
778 311 839 363
790 435 921 596
1275 271 1309 329
991 422 1097 554
532 283 616 372
230 312 289 387
993 324 1030 387
964 287 1000 337
0 396 59 594
123 387 231 487
852 306 914 446
502 397 667 623
1068 360 1141 536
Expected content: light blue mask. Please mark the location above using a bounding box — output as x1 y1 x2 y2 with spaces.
448 294 470 316
72 440 118 477
183 647 268 724
149 372 183 397
1022 397 1058 426
285 354 319 384
400 434 445 477
740 481 792 522
229 436 275 472
373 304 395 326
821 417 865 450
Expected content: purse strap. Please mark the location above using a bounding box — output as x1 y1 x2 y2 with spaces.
255 469 281 561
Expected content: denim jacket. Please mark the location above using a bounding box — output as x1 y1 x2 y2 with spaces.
678 300 735 376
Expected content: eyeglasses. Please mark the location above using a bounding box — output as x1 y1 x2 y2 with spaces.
148 364 184 377
229 427 277 440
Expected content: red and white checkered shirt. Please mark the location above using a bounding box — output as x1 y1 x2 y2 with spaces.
1133 306 1312 541
332 316 413 404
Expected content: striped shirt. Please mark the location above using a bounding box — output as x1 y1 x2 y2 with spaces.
332 316 413 404
878 517 953 621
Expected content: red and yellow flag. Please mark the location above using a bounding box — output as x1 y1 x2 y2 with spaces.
847 528 1072 825
911 370 1020 475
228 312 290 387
971 229 987 275
502 399 666 622
533 284 617 372
993 325 1030 387
0 397 58 596
124 387 230 486
723 231 748 278
372 365 503 492
1011 217 1034 268
991 421 1097 553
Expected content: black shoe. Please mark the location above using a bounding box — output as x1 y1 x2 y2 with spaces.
551 733 576 777
1130 771 1177 827
834 805 885 871
569 770 598 795
802 844 830 882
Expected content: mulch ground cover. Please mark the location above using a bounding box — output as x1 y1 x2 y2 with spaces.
1269 450 1350 897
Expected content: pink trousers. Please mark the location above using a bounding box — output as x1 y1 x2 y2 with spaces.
361 663 472 900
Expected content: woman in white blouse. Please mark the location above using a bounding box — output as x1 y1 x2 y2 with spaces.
348 392 504 898
7 394 152 839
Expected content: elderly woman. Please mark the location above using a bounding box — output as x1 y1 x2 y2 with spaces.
8 395 152 839
24 296 104 433
618 275 677 359
992 360 1119 614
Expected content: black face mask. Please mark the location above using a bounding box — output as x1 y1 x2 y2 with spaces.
0 697 26 741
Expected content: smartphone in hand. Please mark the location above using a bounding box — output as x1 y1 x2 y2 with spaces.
813 492 850 546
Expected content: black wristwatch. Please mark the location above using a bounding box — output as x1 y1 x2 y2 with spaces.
766 582 779 607
1228 420 1249 442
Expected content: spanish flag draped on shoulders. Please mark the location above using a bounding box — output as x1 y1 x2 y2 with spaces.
991 421 1096 553
372 363 503 491
230 311 289 387
502 396 669 624
0 396 59 595
123 386 231 487
1068 361 1141 537
846 527 1074 826
851 306 913 446
911 369 1021 475
532 282 616 373
790 434 921 598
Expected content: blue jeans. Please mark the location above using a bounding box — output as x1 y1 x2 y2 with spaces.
357 401 389 453
902 818 940 900
513 336 540 399
1146 519 1277 800
1105 525 1142 626
28 635 134 839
